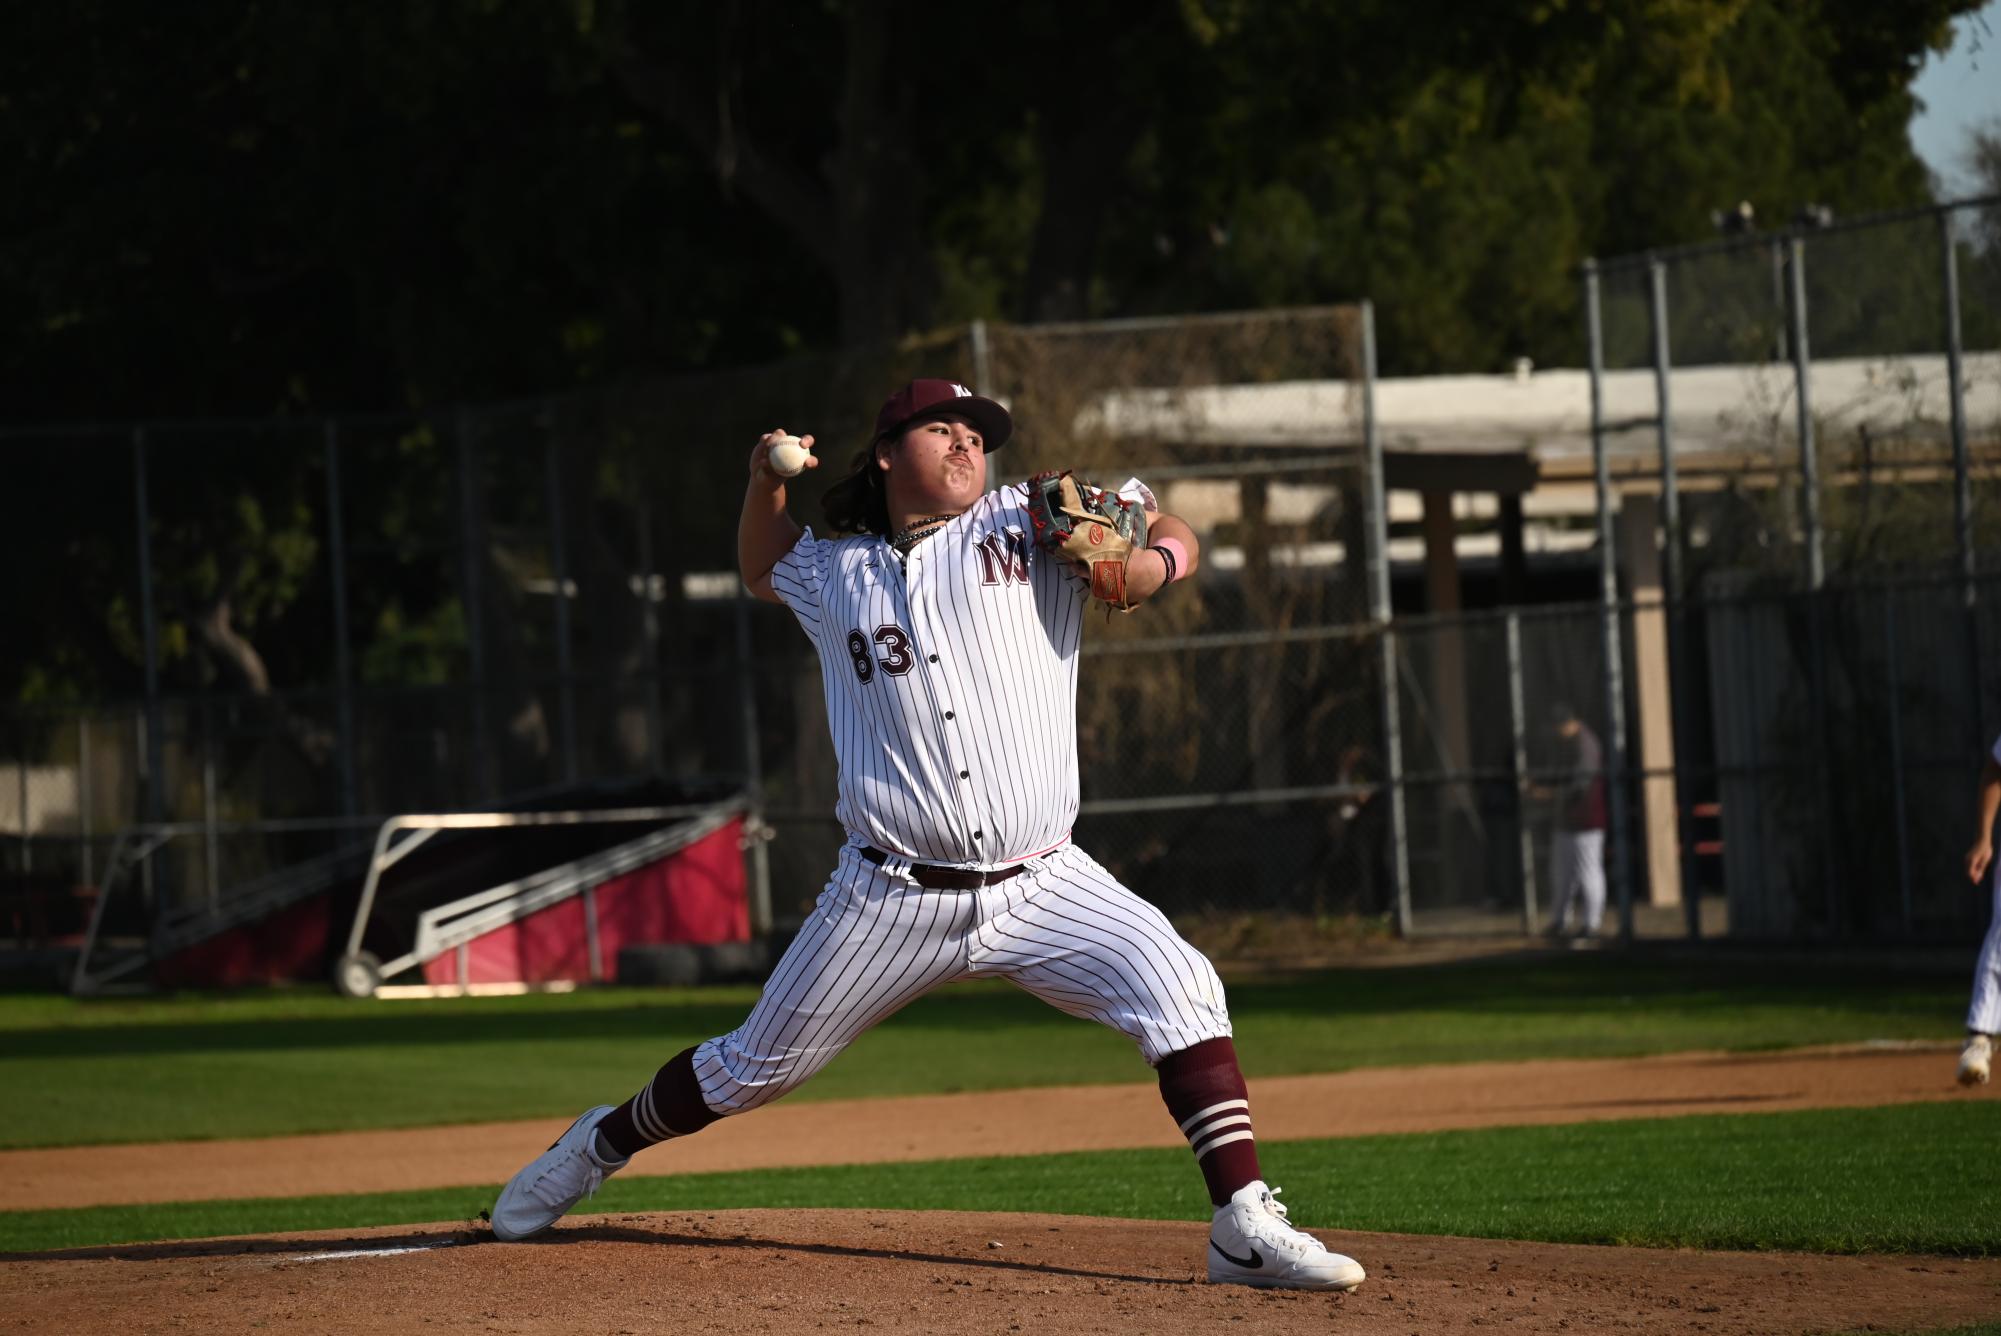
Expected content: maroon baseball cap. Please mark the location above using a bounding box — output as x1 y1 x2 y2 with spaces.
874 378 1013 451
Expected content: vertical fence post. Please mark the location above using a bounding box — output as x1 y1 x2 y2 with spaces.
1770 237 1789 363
456 410 492 800
637 504 665 773
1884 595 1913 935
970 318 994 398
1940 206 1982 744
1787 236 1825 592
17 750 28 884
1942 207 1974 603
323 421 359 819
1506 612 1539 933
1584 260 1635 943
543 407 579 785
78 715 93 888
1360 301 1413 937
133 428 164 825
1786 234 1842 932
1649 259 1702 939
734 590 773 935
201 696 219 916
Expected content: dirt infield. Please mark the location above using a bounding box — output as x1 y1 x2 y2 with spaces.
6 1211 1999 1335
0 1041 1979 1211
3 1043 1995 1333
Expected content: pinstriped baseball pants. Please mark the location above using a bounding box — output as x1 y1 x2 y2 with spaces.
691 842 1233 1115
1969 863 2001 1035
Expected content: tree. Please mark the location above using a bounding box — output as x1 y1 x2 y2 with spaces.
2 0 1983 721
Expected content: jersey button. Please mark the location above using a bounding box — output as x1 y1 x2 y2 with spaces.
928 654 939 663
944 710 955 719
959 771 969 780
973 831 983 840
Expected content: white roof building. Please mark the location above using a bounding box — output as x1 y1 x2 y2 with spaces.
1088 352 2001 564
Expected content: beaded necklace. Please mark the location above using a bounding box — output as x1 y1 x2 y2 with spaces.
888 513 959 553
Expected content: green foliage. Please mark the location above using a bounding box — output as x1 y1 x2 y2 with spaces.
1 0 1979 709
0 0 1975 420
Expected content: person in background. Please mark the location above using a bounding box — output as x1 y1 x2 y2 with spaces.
1542 701 1607 941
1956 736 2000 1086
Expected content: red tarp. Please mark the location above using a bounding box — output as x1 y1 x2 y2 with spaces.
157 816 746 988
421 817 747 986
156 891 334 988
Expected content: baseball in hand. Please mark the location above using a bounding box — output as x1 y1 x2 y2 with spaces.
767 435 810 478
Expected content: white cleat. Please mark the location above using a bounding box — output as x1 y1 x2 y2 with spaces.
1959 1034 1992 1088
491 1105 627 1240
1207 1180 1366 1291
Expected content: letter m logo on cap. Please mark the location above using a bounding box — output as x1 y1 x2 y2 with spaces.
951 383 974 397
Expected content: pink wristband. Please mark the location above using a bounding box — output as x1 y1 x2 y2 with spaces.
1152 537 1189 582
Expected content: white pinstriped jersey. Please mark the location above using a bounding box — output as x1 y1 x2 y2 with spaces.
677 475 1233 1121
769 482 1090 868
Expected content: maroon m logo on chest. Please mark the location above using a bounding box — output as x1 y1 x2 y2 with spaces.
975 529 1031 586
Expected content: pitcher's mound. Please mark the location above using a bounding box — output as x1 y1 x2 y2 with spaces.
6 1209 1997 1335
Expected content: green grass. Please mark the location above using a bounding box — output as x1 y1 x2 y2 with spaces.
0 955 1967 1148
5 1101 1995 1256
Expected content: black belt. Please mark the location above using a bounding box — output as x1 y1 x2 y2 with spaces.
859 845 1029 890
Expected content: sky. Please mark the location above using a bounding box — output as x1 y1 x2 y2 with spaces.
1910 1 2001 198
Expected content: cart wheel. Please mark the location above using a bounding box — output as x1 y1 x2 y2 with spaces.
333 951 382 998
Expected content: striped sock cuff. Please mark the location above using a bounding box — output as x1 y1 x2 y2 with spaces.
1178 1097 1254 1160
630 1082 680 1144
595 1045 723 1159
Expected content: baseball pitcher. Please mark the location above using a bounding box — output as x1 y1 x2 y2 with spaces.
491 378 1366 1290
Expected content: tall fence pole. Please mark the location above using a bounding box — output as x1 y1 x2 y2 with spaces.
1583 261 1634 943
543 407 579 785
200 696 219 915
323 421 359 818
1361 301 1413 936
133 428 163 825
1787 236 1825 592
456 410 493 800
637 505 664 772
1785 234 1844 933
1770 238 1789 363
77 716 93 888
1506 612 1539 933
1940 207 1982 744
1884 595 1913 934
969 318 995 398
1649 259 1702 939
1942 207 1974 602
16 752 28 885
733 591 773 935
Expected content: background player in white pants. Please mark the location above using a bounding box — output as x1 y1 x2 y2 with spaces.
491 379 1367 1290
1543 702 1607 940
1956 735 2001 1086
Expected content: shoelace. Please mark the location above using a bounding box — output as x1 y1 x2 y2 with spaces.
528 1146 603 1207
1256 1186 1326 1253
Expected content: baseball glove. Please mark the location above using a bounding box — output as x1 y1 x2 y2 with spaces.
1025 470 1149 608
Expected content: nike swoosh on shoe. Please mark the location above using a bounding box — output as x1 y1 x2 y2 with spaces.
1211 1241 1263 1269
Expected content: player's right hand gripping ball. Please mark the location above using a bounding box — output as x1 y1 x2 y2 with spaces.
1025 470 1148 609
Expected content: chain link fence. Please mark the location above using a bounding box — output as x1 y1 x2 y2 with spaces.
7 198 2001 981
1576 193 2001 947
4 308 1405 971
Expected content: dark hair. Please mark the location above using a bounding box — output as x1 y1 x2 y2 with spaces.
819 438 892 536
